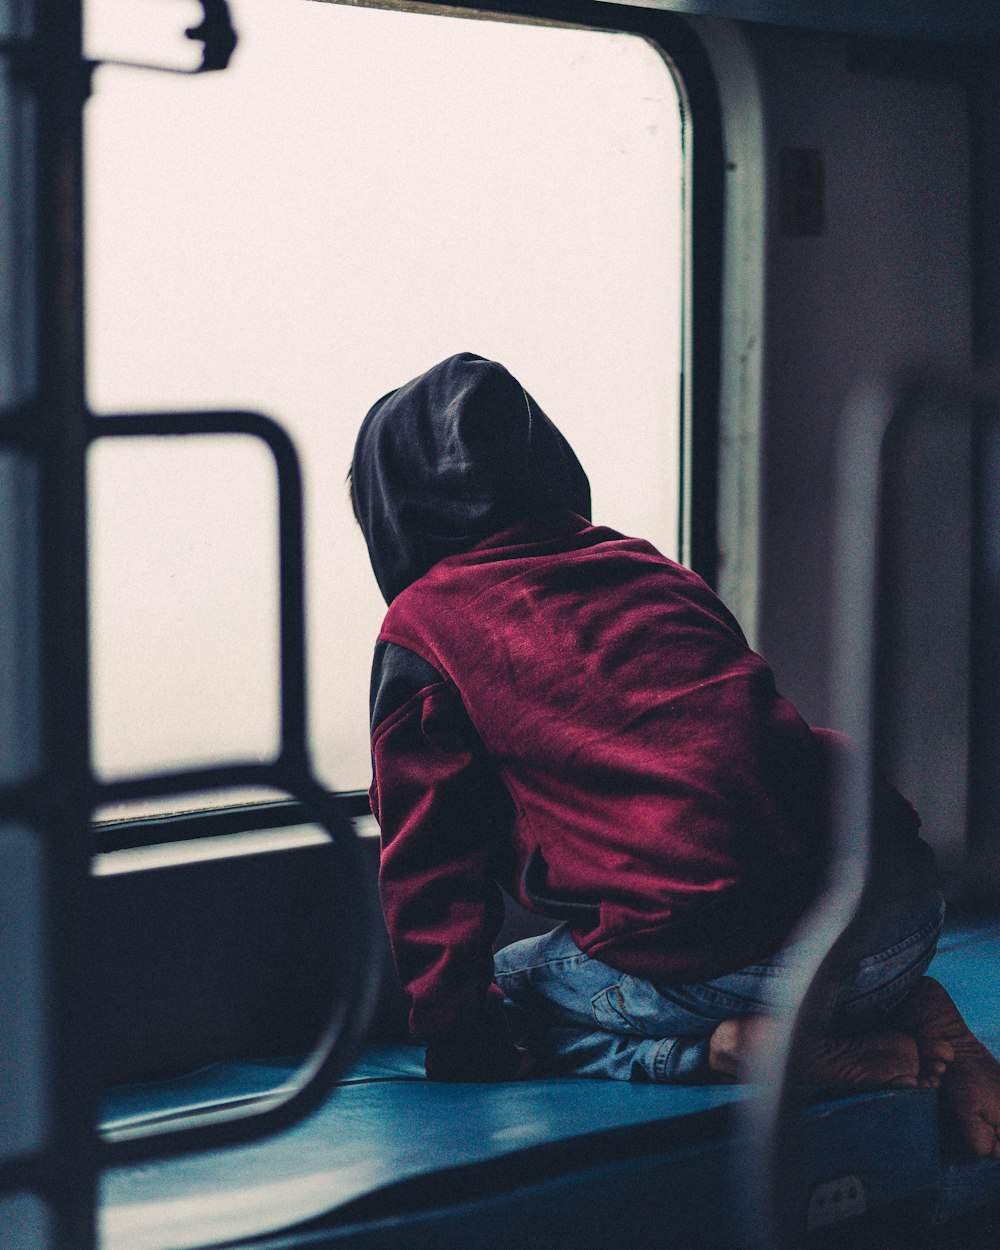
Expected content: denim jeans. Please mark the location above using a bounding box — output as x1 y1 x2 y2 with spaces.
493 885 945 1082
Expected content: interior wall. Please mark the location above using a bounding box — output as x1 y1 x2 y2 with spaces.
693 19 767 644
739 26 973 868
965 53 1000 885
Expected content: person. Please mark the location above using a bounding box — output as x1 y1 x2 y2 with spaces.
349 352 1000 1159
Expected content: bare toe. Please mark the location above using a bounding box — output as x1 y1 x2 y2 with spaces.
942 1057 1000 1159
919 1039 955 1067
955 1102 997 1159
915 1038 954 1088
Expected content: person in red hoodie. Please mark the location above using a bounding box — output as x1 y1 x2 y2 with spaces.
351 352 1000 1159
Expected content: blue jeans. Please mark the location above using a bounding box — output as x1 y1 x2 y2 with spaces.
493 886 945 1082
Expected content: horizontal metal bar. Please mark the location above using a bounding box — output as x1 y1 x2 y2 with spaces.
98 773 378 1163
94 761 287 805
92 790 373 853
0 781 379 1184
87 0 237 76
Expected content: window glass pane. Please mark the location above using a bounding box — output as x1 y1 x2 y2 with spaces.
85 0 684 793
88 436 279 779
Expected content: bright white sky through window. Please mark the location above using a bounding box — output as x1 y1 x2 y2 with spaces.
84 0 684 794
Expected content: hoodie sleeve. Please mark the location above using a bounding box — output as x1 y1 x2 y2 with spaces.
369 640 520 1081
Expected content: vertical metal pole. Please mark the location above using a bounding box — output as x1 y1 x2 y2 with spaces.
0 9 49 1250
35 0 97 1246
736 379 888 1249
1 0 96 1245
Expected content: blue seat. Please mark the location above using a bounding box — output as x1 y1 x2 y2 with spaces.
100 917 1000 1250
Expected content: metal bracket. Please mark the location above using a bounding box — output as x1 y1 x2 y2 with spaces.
92 0 238 76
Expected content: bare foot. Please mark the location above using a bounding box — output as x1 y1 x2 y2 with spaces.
891 976 1000 1160
708 1015 921 1088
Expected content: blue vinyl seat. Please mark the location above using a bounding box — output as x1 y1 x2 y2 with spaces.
100 917 1000 1250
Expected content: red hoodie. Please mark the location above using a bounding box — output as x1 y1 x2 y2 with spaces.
354 356 923 1081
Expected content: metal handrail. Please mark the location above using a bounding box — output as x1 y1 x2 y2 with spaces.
737 368 1000 1247
86 409 379 1166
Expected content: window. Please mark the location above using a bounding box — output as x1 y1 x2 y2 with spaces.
85 0 686 797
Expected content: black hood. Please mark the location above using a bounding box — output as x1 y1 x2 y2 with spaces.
351 353 592 603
